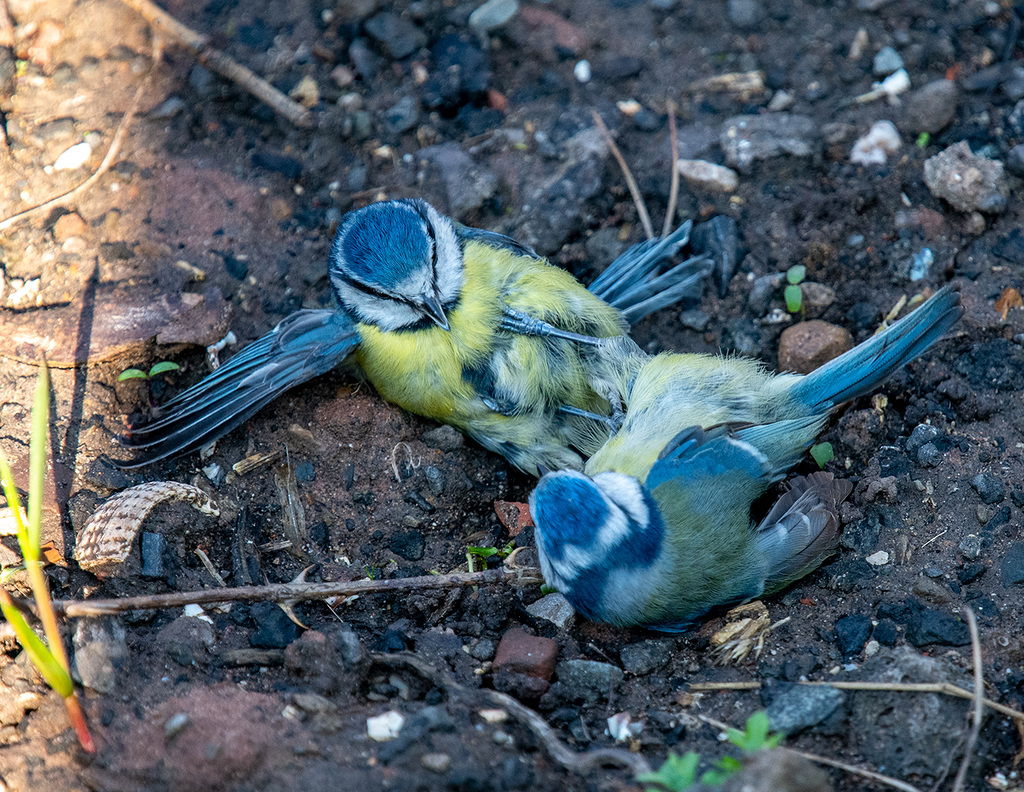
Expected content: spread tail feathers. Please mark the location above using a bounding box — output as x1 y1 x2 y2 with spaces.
116 310 360 469
587 220 713 325
789 284 962 411
757 472 853 594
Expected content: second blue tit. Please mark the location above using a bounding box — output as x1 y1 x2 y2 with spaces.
529 285 962 631
120 199 714 473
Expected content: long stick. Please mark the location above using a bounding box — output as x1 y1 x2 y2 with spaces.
52 567 540 617
117 0 311 127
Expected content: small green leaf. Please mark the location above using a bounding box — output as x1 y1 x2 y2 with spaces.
0 593 74 698
810 442 834 468
784 284 803 313
916 132 930 147
28 364 49 557
539 584 557 596
637 751 700 791
785 264 806 285
118 368 148 381
467 545 499 559
148 361 181 377
0 454 28 554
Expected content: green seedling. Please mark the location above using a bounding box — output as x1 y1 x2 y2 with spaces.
0 363 94 752
810 442 834 468
119 360 180 408
638 711 781 790
916 132 930 147
465 541 516 573
784 264 806 315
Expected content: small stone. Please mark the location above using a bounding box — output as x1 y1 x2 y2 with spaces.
382 95 419 135
468 0 519 32
53 212 87 241
905 605 969 646
767 90 795 112
389 529 425 561
906 424 939 452
573 60 591 84
720 113 819 172
419 142 497 215
421 752 452 773
422 425 463 450
912 576 951 604
72 617 128 694
873 619 899 646
727 0 764 28
330 64 356 88
678 308 711 332
53 141 92 170
619 640 674 676
766 685 846 735
367 710 405 741
865 551 889 566
1006 144 1024 177
365 12 426 59
958 562 986 584
140 531 168 579
525 593 576 630
835 613 872 657
971 472 1004 504
493 629 558 681
748 272 784 316
188 65 213 94
872 46 904 76
554 660 624 705
800 282 836 316
778 320 854 374
850 120 901 165
1000 543 1024 587
923 141 1008 214
901 80 958 135
150 96 185 119
164 712 190 739
917 443 942 467
676 158 739 192
959 534 982 560
288 75 319 108
250 602 300 649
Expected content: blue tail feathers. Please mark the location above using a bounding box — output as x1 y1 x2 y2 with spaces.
789 284 962 411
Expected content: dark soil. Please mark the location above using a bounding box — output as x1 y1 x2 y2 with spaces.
1 0 1023 790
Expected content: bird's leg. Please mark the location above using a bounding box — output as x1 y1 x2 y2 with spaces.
499 306 606 347
605 388 625 431
558 404 618 432
482 396 519 417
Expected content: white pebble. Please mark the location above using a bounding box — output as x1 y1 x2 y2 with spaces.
574 60 592 84
850 120 901 165
53 141 92 171
367 710 405 741
676 158 739 192
865 550 890 566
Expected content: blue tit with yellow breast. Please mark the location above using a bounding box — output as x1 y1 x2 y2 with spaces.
529 284 962 630
120 199 713 473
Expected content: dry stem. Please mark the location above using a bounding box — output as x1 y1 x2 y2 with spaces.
952 607 984 792
662 99 680 238
117 0 312 126
51 567 542 618
591 110 654 240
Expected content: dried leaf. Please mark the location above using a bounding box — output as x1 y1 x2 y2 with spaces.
995 287 1023 321
76 482 219 573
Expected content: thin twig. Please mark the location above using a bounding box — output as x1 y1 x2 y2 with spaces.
591 110 654 240
952 607 984 792
788 748 924 792
374 652 652 776
50 566 543 618
698 714 922 792
661 99 679 239
686 679 1024 723
117 0 312 127
0 43 160 233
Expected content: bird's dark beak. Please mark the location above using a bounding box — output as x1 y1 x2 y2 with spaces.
419 294 450 331
537 464 550 477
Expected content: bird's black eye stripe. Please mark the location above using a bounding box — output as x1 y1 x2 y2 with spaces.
339 270 422 310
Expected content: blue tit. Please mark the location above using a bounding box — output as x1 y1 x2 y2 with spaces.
529 285 962 630
120 199 713 473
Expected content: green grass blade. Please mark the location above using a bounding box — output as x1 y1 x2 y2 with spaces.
0 453 28 551
148 361 181 377
28 363 50 556
0 594 74 698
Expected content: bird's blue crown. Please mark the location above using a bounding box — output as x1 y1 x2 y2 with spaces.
531 473 608 559
336 201 432 287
